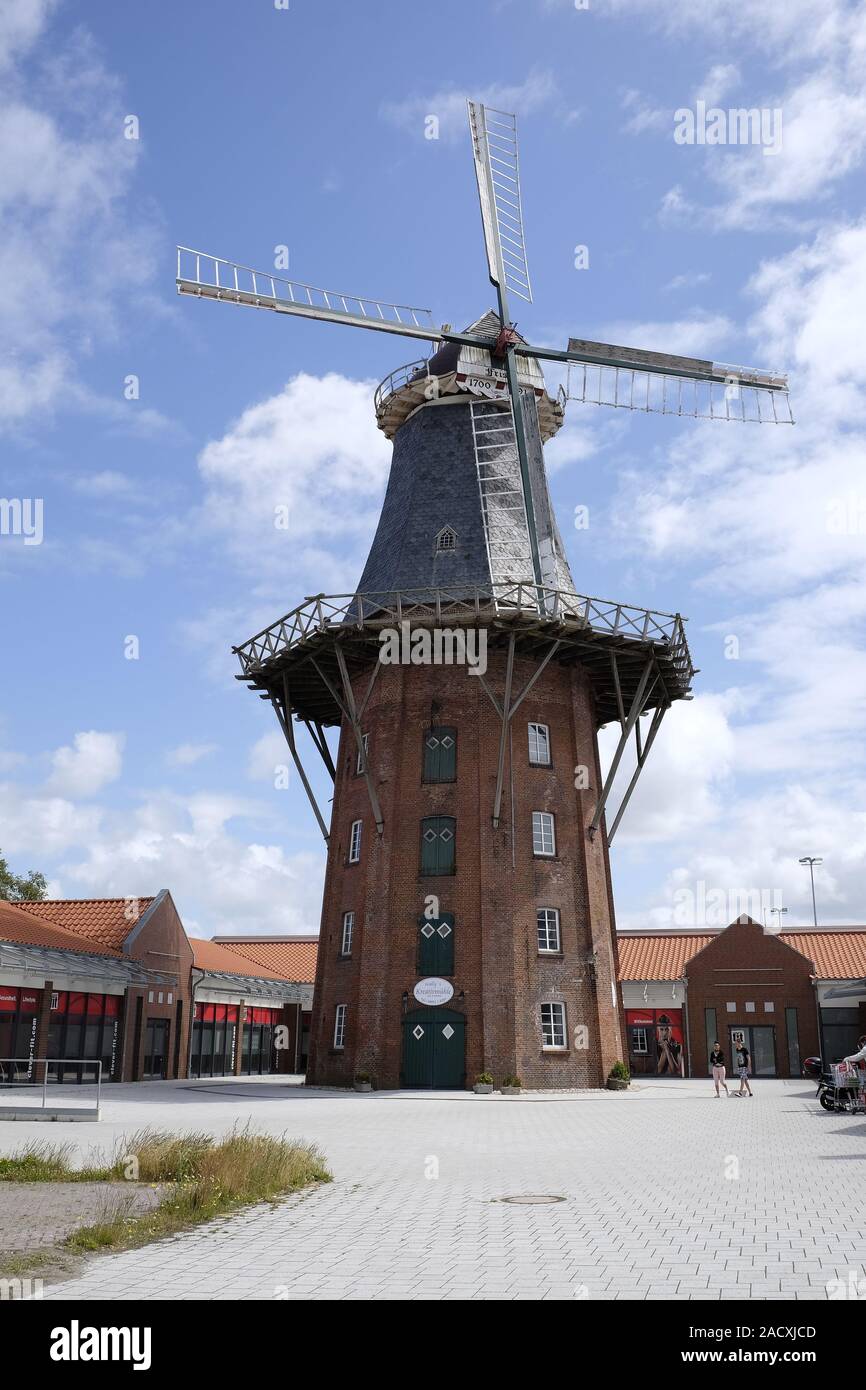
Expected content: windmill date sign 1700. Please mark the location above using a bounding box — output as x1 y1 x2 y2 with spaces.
176 102 792 1092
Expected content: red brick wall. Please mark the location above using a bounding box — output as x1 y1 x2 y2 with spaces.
307 646 624 1090
684 919 818 1078
124 893 194 1080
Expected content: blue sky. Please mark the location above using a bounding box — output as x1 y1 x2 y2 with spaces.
2 0 866 935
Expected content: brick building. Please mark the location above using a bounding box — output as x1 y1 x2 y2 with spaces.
309 644 622 1091
0 896 314 1084
619 917 866 1079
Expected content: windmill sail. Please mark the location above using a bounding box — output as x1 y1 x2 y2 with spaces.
467 102 533 305
561 336 793 423
176 247 438 343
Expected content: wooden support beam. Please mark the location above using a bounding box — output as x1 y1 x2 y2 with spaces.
333 645 385 836
606 701 668 845
588 657 655 841
269 677 330 843
492 633 516 829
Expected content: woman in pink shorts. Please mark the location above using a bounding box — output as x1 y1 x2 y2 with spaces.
709 1041 729 1097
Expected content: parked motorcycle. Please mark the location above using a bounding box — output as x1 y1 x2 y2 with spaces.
815 1060 865 1113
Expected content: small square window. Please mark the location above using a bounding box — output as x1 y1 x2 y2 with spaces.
532 811 555 857
745 1001 755 1013
726 1002 736 1013
349 819 362 863
764 1001 774 1013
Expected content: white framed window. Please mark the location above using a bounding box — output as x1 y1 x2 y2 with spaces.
333 1004 347 1049
541 1001 567 1049
349 819 362 863
536 907 561 953
745 1001 755 1013
764 1001 774 1013
341 911 355 957
726 1001 736 1013
532 811 556 857
148 991 154 1004
167 992 173 1005
528 722 551 766
632 1027 649 1055
157 991 164 1005
355 733 369 776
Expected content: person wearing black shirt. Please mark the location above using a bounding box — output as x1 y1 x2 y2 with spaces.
735 1041 753 1097
709 1041 729 1097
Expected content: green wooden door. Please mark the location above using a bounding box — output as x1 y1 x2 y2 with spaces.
402 1008 465 1088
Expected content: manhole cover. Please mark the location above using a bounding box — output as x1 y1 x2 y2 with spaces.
497 1194 566 1205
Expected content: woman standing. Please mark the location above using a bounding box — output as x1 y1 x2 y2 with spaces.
735 1040 753 1097
710 1041 729 1097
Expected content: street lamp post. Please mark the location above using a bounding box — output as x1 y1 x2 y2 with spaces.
798 857 823 928
769 906 788 933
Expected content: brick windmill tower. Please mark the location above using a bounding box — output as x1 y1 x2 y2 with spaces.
177 104 792 1089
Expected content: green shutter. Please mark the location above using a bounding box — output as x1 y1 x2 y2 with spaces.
423 727 456 783
420 816 456 875
418 912 455 975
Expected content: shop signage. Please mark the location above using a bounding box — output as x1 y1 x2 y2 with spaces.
413 977 454 1006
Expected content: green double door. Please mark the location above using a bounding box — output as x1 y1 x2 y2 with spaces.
402 1008 465 1089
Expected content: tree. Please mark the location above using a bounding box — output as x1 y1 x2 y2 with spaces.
0 850 47 902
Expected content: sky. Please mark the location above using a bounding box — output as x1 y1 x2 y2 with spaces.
1 0 865 937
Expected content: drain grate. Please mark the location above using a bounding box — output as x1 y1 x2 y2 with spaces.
496 1194 566 1205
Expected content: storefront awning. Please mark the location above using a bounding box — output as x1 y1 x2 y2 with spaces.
0 940 177 989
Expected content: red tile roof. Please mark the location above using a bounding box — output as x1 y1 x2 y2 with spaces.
618 933 715 980
15 897 154 952
212 936 318 985
189 937 295 982
0 901 121 958
618 927 866 982
779 931 866 980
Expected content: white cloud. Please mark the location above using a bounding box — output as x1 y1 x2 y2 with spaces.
196 371 391 591
381 68 558 142
46 731 125 798
600 312 734 358
248 731 290 782
166 743 219 769
0 10 164 431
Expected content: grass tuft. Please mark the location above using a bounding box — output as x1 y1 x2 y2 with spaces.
64 1125 329 1253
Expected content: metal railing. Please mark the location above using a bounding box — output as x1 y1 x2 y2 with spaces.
0 1059 103 1117
234 584 694 682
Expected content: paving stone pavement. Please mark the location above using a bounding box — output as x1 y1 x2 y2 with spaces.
0 1182 162 1251
0 1075 862 1300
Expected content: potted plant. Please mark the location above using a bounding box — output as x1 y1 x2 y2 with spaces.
606 1061 630 1091
354 1071 373 1092
501 1075 523 1095
473 1071 494 1095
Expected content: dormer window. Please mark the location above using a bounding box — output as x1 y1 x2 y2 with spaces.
435 526 457 554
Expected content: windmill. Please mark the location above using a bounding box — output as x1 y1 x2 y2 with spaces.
175 104 793 1090
177 101 791 599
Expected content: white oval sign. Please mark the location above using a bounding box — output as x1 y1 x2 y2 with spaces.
413 977 454 1006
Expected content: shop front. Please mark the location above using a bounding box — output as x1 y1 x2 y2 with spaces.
46 990 123 1083
0 986 40 1082
625 1008 685 1077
